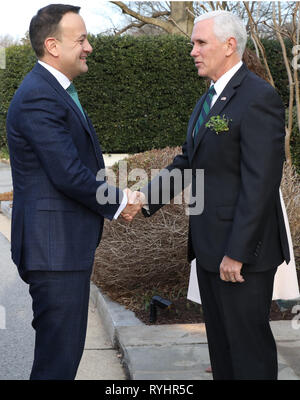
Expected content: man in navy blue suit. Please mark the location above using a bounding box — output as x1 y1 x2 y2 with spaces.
6 4 144 380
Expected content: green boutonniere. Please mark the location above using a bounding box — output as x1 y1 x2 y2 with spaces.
205 114 232 134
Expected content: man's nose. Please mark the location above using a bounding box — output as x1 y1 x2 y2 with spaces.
84 40 93 54
190 45 197 58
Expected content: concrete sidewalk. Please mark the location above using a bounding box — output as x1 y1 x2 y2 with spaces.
0 162 12 194
91 281 300 380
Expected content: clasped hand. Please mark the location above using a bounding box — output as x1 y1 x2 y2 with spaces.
121 188 146 222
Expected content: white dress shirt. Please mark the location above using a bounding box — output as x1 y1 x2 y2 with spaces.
210 60 243 107
37 60 127 219
38 60 71 89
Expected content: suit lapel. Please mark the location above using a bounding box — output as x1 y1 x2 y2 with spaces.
34 63 103 169
191 64 249 162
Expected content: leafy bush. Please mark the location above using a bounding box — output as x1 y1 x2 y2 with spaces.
0 44 36 147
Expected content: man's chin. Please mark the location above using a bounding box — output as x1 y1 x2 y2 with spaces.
196 68 206 77
77 65 89 76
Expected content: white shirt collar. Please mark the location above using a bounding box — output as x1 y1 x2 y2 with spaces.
210 61 243 107
38 60 71 90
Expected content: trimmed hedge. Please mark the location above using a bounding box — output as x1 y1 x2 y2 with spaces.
0 44 36 147
0 35 298 158
77 35 203 153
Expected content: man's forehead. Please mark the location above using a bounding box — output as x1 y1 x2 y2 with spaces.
192 18 214 38
60 12 86 31
194 18 214 31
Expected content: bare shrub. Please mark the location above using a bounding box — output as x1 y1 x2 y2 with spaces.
92 149 300 312
92 147 190 311
281 163 300 266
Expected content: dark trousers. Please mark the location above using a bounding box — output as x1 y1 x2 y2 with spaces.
196 262 277 380
21 269 92 380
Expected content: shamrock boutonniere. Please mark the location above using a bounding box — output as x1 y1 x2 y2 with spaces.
205 114 232 135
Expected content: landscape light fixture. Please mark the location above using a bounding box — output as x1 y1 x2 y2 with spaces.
149 295 173 323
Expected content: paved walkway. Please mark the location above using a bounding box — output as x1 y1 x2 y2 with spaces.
0 162 12 194
0 233 34 379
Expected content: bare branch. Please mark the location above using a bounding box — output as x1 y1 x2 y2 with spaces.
272 2 294 165
151 10 170 18
114 21 147 36
262 21 291 40
168 17 190 38
186 6 196 19
111 1 173 32
208 2 216 11
243 1 275 87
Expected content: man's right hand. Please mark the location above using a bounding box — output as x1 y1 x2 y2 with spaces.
121 188 146 222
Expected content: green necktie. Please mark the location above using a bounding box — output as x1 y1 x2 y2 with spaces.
193 85 216 142
66 83 86 119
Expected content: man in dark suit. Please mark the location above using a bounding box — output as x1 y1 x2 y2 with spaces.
125 11 290 380
6 4 143 380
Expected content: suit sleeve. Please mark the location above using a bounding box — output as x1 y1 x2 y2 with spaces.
141 141 190 216
20 91 123 220
225 87 286 264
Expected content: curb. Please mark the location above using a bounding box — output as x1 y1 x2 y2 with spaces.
89 281 300 380
89 283 144 348
89 283 145 379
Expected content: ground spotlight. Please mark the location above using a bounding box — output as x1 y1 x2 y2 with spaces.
149 295 173 323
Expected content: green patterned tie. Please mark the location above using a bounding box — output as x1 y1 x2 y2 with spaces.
66 83 86 119
193 85 216 142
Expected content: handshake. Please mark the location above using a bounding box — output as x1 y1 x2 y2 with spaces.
121 188 146 222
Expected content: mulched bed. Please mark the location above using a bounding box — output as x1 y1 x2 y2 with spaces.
134 269 300 325
134 297 298 325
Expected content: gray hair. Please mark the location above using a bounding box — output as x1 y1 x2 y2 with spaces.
194 11 247 58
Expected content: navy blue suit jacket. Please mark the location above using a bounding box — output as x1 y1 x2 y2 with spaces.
7 63 123 272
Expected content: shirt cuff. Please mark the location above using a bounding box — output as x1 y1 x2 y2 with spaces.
142 205 150 215
113 191 128 220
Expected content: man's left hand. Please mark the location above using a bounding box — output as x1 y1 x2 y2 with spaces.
220 255 244 283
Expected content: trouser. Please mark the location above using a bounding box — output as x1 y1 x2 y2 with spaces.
196 261 277 380
20 269 92 380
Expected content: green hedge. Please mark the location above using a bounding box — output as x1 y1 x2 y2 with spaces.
76 35 203 153
0 44 36 147
0 35 298 160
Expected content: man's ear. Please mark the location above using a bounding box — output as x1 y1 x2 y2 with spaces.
225 37 237 56
44 37 59 57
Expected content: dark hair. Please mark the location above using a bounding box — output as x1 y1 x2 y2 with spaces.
29 4 80 58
